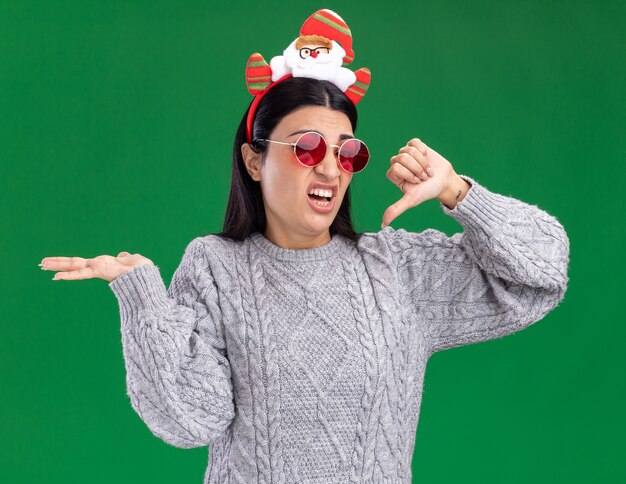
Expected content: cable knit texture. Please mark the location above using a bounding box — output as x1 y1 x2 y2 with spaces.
108 174 570 483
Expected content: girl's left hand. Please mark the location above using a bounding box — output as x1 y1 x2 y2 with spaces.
382 138 457 228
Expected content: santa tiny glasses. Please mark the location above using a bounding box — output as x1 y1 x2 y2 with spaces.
299 47 330 59
255 131 370 174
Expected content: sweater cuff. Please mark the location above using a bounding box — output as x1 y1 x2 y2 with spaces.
439 174 509 232
108 263 172 316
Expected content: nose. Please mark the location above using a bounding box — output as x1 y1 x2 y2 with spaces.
311 51 318 58
314 144 341 178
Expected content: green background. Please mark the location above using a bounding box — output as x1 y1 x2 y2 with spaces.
2 0 623 482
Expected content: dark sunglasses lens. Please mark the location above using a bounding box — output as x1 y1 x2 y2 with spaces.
339 139 370 173
294 132 326 166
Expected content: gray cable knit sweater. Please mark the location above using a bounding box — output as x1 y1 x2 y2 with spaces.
108 174 570 483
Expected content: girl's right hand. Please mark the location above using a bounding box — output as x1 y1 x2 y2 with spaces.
40 252 155 283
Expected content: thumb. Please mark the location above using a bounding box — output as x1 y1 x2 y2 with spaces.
382 192 425 229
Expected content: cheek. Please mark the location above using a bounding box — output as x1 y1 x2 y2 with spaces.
262 160 303 207
339 174 353 199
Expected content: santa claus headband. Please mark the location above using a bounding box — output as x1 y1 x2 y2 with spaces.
244 8 372 144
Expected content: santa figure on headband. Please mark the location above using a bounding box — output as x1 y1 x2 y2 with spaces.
245 9 371 105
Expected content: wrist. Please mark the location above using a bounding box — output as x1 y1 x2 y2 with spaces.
438 174 471 210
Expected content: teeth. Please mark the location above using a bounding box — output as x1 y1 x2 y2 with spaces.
312 199 330 207
308 188 333 198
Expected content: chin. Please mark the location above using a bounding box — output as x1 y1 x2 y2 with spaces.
303 216 334 232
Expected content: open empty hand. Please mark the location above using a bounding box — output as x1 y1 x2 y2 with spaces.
40 251 154 283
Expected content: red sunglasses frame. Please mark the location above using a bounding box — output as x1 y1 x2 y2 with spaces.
256 131 370 174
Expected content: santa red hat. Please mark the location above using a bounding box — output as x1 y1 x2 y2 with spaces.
299 9 355 64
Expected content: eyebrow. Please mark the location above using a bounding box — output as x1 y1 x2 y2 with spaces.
287 129 354 142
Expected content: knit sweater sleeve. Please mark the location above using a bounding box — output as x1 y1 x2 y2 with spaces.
108 237 235 448
381 174 570 355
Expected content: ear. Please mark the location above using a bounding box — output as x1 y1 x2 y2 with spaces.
241 143 263 182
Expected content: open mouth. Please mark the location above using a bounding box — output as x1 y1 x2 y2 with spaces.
307 186 337 210
308 193 332 203
309 193 334 208
307 191 335 209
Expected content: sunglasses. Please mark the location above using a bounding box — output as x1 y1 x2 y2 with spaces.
255 131 370 173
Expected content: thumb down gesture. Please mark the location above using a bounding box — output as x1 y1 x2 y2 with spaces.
381 138 470 228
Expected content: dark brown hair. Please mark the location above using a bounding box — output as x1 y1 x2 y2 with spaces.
210 76 363 243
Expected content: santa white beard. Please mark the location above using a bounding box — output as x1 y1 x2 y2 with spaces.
286 47 343 79
270 39 356 92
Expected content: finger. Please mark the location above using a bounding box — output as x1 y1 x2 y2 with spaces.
407 138 428 157
398 145 425 162
397 146 431 180
41 256 67 265
387 164 421 187
41 256 88 271
382 191 426 228
390 152 428 180
390 152 428 182
52 265 96 281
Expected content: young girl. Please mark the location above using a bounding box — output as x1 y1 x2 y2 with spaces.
39 9 570 484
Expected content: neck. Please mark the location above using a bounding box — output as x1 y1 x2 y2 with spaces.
263 228 332 250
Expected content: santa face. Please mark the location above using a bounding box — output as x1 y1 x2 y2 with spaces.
283 37 345 80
